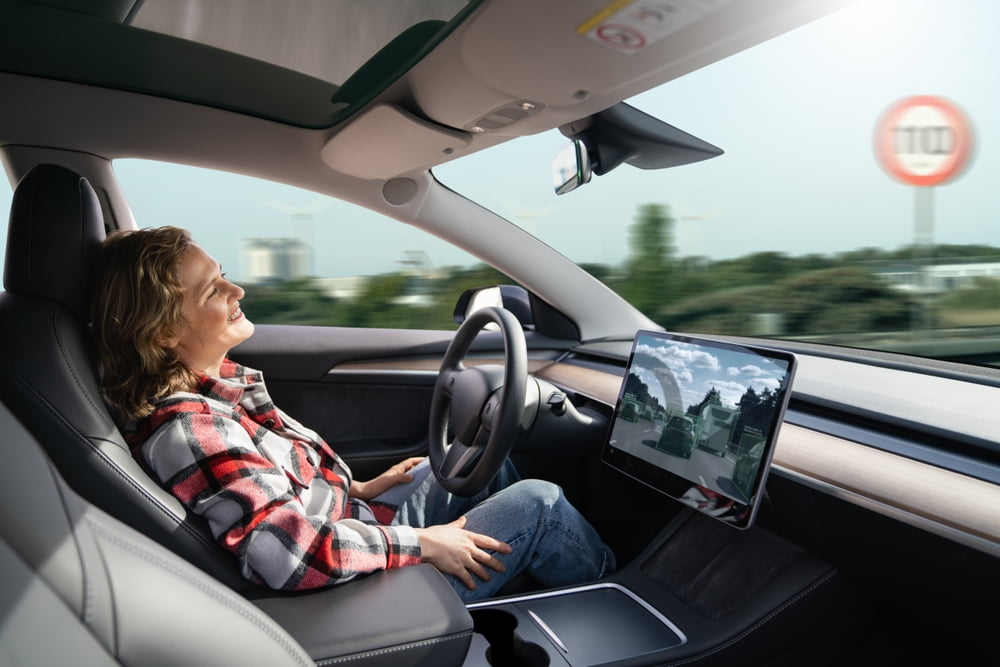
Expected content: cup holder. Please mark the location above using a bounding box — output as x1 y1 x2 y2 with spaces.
471 609 550 667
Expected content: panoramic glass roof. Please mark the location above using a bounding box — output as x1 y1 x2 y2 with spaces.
130 0 470 87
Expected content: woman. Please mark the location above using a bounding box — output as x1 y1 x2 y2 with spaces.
91 225 614 601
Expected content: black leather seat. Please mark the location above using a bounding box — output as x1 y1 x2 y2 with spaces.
0 399 316 666
0 162 251 592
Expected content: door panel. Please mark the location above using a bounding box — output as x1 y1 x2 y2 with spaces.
231 324 577 479
230 324 453 478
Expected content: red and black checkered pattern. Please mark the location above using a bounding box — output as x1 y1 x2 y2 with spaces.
125 360 421 591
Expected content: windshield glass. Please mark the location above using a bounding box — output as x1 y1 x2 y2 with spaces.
436 0 1000 367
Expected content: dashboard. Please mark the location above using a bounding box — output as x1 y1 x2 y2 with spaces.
534 342 1000 559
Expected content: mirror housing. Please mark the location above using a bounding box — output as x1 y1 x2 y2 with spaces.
557 102 723 183
454 286 582 341
454 285 534 328
551 140 593 195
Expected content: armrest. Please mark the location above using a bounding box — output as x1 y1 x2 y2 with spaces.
253 564 473 667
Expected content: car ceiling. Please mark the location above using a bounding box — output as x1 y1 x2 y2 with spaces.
1 0 860 180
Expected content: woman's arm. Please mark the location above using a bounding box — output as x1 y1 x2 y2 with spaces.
141 411 421 590
348 456 425 500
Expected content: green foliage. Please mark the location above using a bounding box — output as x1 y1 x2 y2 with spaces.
578 262 616 283
938 277 1000 310
660 267 914 336
237 202 1000 338
336 273 431 329
444 265 514 296
617 203 676 315
734 386 778 441
833 244 1000 266
240 279 338 325
668 251 841 303
240 263 515 330
624 372 664 413
687 387 722 416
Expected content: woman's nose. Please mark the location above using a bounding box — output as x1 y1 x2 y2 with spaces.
229 281 245 300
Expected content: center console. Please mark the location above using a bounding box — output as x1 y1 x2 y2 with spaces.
462 508 865 666
254 508 864 667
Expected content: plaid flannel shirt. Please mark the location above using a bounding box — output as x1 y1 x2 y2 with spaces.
125 359 422 590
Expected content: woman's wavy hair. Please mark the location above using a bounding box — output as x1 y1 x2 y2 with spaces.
91 226 198 421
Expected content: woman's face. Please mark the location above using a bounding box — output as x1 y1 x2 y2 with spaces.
162 243 254 376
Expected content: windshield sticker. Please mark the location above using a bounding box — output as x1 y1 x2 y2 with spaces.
579 0 736 55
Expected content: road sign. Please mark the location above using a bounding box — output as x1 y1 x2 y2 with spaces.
873 95 974 187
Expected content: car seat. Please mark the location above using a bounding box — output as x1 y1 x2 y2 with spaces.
0 163 477 666
0 162 251 591
0 398 316 666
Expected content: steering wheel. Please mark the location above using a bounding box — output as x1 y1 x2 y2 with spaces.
428 306 528 497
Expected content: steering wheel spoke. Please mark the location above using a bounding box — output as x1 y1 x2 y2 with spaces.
439 439 482 480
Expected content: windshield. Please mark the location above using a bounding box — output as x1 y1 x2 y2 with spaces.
435 0 1000 367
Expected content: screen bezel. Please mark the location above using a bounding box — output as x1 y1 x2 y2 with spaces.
601 330 797 530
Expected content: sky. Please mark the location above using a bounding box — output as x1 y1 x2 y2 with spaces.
435 0 1000 269
1 0 997 282
632 335 791 410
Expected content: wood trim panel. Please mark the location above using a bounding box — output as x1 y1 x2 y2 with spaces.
335 358 553 373
773 423 1000 552
533 362 623 404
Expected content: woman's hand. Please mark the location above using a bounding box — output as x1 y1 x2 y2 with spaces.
416 516 513 591
349 456 425 501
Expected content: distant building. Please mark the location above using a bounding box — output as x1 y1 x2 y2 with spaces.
314 276 367 300
877 262 1000 294
242 238 311 283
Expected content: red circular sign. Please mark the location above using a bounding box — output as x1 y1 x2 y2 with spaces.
873 95 974 187
595 24 646 51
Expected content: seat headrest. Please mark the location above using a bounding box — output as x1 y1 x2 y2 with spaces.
4 163 106 321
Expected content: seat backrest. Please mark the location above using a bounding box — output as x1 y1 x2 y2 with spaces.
0 399 315 666
0 163 252 593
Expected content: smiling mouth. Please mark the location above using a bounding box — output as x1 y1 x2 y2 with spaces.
229 305 243 322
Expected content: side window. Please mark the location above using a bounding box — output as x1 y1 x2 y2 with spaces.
114 160 507 329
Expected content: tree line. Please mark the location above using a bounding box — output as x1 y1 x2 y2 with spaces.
240 202 1000 335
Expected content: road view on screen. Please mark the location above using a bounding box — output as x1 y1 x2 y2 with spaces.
603 331 797 529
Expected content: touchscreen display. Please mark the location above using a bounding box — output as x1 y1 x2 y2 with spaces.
602 330 797 529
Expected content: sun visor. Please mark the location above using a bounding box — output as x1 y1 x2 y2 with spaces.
321 104 471 180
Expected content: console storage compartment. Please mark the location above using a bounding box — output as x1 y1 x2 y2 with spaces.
465 583 684 666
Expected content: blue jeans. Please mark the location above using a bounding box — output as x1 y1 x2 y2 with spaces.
377 459 615 601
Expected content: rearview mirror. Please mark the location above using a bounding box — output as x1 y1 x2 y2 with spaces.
551 140 592 195
557 102 723 179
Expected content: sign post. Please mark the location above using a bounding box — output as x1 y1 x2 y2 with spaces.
873 96 975 334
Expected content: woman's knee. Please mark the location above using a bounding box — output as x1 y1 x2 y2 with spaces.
507 478 565 512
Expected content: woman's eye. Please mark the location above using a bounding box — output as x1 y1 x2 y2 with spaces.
210 273 226 297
